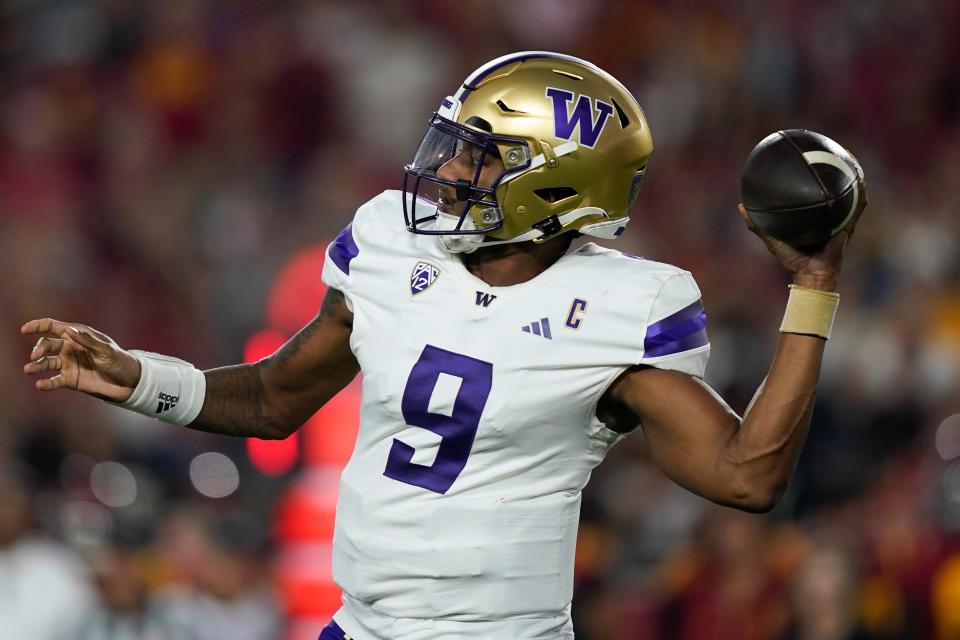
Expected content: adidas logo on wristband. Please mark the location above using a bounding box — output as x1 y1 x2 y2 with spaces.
155 392 180 414
119 351 205 426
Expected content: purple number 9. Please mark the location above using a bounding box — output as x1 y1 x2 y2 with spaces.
383 345 493 494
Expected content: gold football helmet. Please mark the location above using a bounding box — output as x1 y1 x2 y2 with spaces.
403 51 654 253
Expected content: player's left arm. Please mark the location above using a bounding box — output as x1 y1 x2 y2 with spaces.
601 186 867 513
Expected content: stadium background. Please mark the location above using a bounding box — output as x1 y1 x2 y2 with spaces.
2 0 959 638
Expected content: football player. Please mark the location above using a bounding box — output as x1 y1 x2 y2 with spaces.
22 52 865 639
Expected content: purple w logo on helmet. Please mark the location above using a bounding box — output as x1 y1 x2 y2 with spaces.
546 88 614 149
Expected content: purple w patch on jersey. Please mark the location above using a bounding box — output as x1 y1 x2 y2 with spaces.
475 291 497 307
410 262 439 295
546 87 614 149
643 299 708 358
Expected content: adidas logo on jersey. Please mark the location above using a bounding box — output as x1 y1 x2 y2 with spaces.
521 318 552 339
155 392 179 414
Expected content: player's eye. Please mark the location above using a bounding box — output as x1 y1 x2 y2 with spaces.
453 141 478 166
474 145 502 168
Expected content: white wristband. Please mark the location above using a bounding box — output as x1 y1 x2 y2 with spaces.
118 350 206 426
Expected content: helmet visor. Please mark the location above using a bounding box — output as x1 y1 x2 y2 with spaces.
403 114 530 235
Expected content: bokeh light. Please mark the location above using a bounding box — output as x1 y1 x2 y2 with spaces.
89 461 138 508
935 414 960 461
188 452 240 499
60 500 112 547
943 462 960 504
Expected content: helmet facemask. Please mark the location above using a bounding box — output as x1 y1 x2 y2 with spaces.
403 113 531 253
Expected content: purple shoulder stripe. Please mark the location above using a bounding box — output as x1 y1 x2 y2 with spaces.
643 299 708 358
329 223 359 275
318 621 347 640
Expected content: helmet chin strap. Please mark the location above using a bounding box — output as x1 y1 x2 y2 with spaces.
432 211 542 254
430 212 485 254
441 233 529 254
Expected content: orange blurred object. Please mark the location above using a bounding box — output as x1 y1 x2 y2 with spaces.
244 329 300 476
267 245 330 336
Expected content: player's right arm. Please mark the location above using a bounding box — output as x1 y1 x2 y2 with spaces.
21 287 358 440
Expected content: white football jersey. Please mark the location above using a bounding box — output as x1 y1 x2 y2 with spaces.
321 190 709 640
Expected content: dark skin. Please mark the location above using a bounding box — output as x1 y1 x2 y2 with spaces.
21 144 867 513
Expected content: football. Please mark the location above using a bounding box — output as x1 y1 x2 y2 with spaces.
741 129 864 249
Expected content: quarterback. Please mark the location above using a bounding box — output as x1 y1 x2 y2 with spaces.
22 52 865 639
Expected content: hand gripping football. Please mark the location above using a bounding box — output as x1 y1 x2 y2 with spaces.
741 129 864 248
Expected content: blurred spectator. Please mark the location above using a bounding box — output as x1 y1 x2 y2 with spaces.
154 506 281 640
73 527 173 640
0 463 94 640
785 542 870 640
653 509 790 640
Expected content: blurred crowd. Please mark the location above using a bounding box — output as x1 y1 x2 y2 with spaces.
1 0 958 639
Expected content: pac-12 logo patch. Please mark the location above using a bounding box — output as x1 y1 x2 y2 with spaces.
410 261 440 295
546 87 614 149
